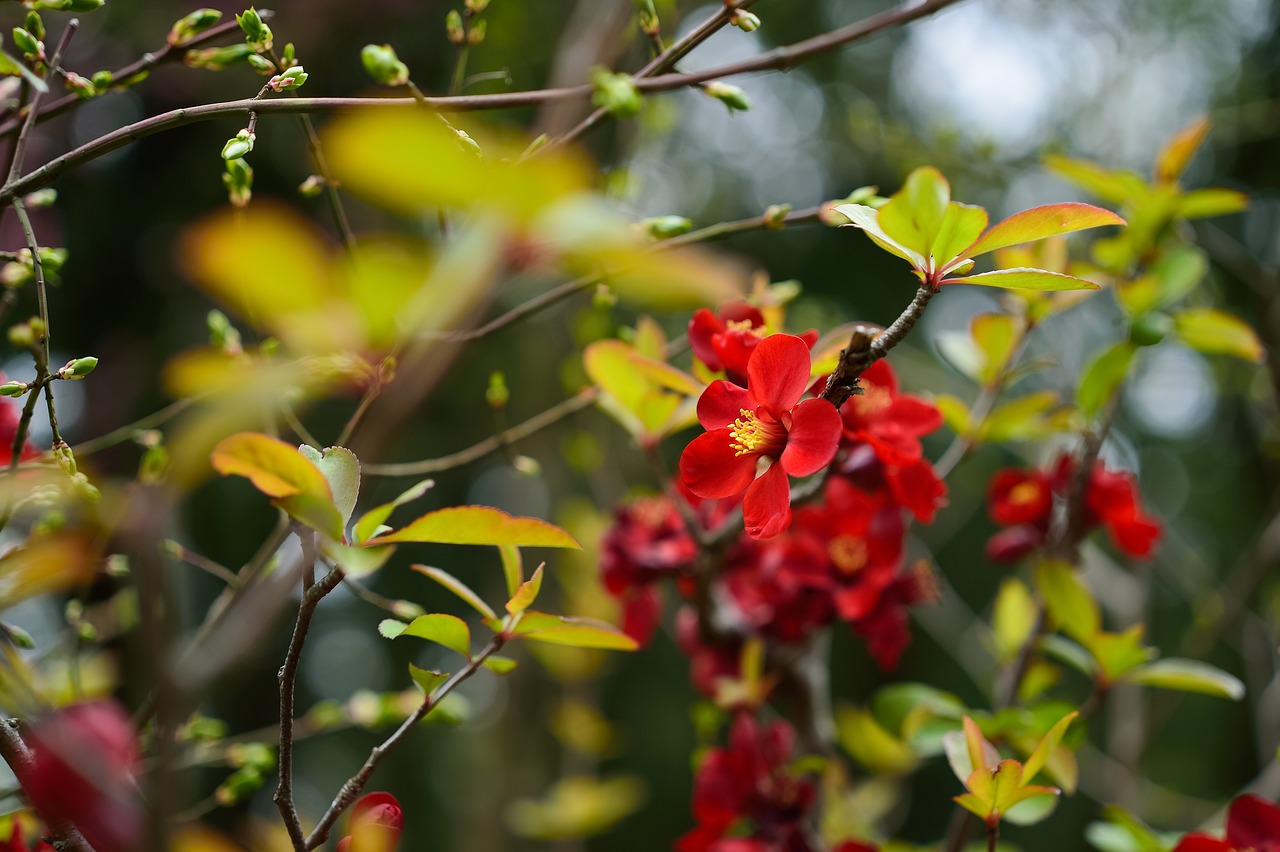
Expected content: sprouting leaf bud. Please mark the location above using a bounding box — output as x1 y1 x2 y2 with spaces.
246 53 274 75
590 68 643 118
0 381 28 397
486 371 509 409
216 766 265 806
445 10 465 44
22 188 56 208
236 7 271 50
360 44 409 87
167 8 221 46
297 174 325 198
641 215 693 239
282 43 296 66
1 622 35 650
592 284 617 310
24 12 44 41
763 203 791 229
731 9 761 31
30 0 104 11
184 43 252 70
267 65 307 92
465 0 489 11
63 72 96 99
209 309 242 353
703 80 751 112
90 70 112 90
466 19 487 45
221 128 255 161
12 28 43 60
223 157 254 207
58 356 98 379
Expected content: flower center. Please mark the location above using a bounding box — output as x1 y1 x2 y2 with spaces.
724 318 763 336
828 535 868 574
730 409 784 456
853 385 892 417
1008 480 1044 506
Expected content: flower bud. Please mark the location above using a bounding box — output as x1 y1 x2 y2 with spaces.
63 72 96 99
731 9 761 31
91 69 113 90
465 0 490 11
361 44 409 87
702 80 750 112
184 43 252 70
486 371 509 409
298 174 326 198
12 28 43 60
635 0 660 35
466 19 487 45
24 12 44 41
590 68 643 118
246 53 275 74
221 128 255 160
763 203 791 229
223 157 254 207
167 8 221 46
30 0 104 11
236 7 272 50
640 215 693 239
267 65 307 92
59 356 98 379
336 793 403 852
445 10 465 44
281 43 296 66
0 381 27 397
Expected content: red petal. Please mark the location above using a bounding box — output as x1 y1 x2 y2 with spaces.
680 430 757 499
689 309 725 372
780 399 841 477
746 334 813 418
887 459 947 523
697 380 754 431
1226 794 1280 850
860 358 899 396
1172 835 1234 852
887 395 944 435
743 463 792 539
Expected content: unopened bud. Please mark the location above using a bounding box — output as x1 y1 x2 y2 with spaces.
267 65 307 92
731 10 761 31
763 203 791 229
445 10 465 44
281 43 296 66
591 284 617 310
360 44 409 87
7 324 34 348
236 7 271 50
12 28 43 60
298 174 326 198
466 19 487 45
216 766 265 806
221 128 255 161
90 70 112 90
24 12 44 41
168 8 221 46
1 622 35 650
223 157 254 207
185 43 252 70
59 356 98 379
641 215 692 239
486 371 509 409
63 72 96 99
21 188 55 208
465 0 490 11
0 381 27 397
33 0 104 11
703 80 750 112
590 68 643 118
512 455 541 477
246 53 275 75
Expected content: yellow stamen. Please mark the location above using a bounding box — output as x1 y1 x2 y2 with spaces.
829 535 868 574
1008 480 1043 506
853 385 892 417
729 409 781 456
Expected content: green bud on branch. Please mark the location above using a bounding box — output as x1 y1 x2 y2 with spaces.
0 381 29 397
361 44 409 87
466 19 487 46
223 157 254 207
168 8 221 46
185 43 252 70
487 371 509 409
267 65 308 92
731 9 761 31
236 7 272 51
12 28 44 61
702 80 751 112
641 215 693 239
221 128 255 161
246 53 275 75
22 188 56 208
763 203 792 229
590 68 643 118
297 174 325 198
57 356 98 379
446 10 466 44
24 12 44 42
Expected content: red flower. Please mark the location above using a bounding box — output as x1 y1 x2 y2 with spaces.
1173 794 1280 852
837 360 943 467
600 495 698 645
1085 463 1161 558
0 823 55 852
19 701 142 852
680 334 841 540
336 792 403 852
988 469 1053 527
676 714 816 852
689 304 818 385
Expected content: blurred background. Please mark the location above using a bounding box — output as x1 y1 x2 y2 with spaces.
1 0 1278 849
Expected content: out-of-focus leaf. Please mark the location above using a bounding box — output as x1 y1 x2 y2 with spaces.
1172 307 1265 363
367 506 580 549
1044 155 1147 205
1154 117 1210 184
1023 711 1078 783
1033 560 1099 643
512 611 638 650
991 578 1038 665
979 391 1064 443
932 393 971 437
934 333 984 383
321 541 395 578
1077 342 1136 420
505 775 645 841
1126 658 1245 700
1088 625 1154 683
211 432 343 539
1174 188 1249 219
964 204 1125 258
401 613 472 657
498 543 522 599
833 203 926 270
353 479 433 545
0 534 97 608
411 564 497 621
971 313 1021 385
1003 792 1061 826
506 564 544 615
482 656 518 675
299 445 360 526
942 268 1101 292
408 663 450 694
583 339 699 441
836 706 918 775
1038 635 1097 678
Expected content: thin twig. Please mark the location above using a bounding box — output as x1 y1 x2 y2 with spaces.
5 19 78 185
819 284 935 409
0 720 94 852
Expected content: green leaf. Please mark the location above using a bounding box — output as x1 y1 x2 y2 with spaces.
1088 625 1154 682
931 202 989 269
1154 117 1209 184
506 563 544 615
877 166 952 257
583 339 699 440
1126 658 1245 700
299 445 360 526
942 268 1101 292
401 613 472 658
378 619 407 639
352 479 434 544
367 506 580 549
1023 711 1078 782
1033 560 1099 643
1077 342 1136 420
1043 155 1147 205
211 432 343 540
832 203 927 270
481 655 518 675
408 663 450 694
410 564 497 621
965 204 1125 259
320 541 395 578
934 333 984 383
835 706 918 775
992 578 1038 665
1174 188 1249 219
498 543 522 598
979 391 1064 443
933 393 972 436
971 313 1021 385
1038 635 1097 678
512 610 639 650
1172 308 1265 363
1003 791 1062 826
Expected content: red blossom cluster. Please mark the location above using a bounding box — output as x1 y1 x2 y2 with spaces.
688 303 818 387
985 454 1161 563
1173 793 1280 851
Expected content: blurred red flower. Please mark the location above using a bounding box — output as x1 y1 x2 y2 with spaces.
336 792 403 852
1173 794 1280 852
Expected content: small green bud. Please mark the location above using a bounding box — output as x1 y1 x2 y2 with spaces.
1 622 35 650
216 766 265 806
55 445 77 477
453 128 482 157
24 12 44 41
184 43 252 70
1130 312 1173 347
590 68 643 118
731 9 761 31
466 18 487 46
63 72 96 99
703 80 751 112
181 714 229 743
59 356 98 379
360 44 409 87
221 128 255 161
167 8 221 46
297 174 325 198
763 203 791 229
105 553 129 577
512 455 541 477
90 70 112 90
31 0 104 11
12 28 42 59
0 381 28 397
591 284 617 310
465 0 490 11
7 323 34 348
140 445 170 484
222 157 254 207
235 7 268 45
486 371 509 409
246 53 275 75
77 621 96 642
267 65 307 92
281 43 296 66
445 10 465 44
641 215 693 239
207 309 242 353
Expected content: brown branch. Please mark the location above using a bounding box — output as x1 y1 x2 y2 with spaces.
0 720 95 852
6 19 79 185
819 284 935 409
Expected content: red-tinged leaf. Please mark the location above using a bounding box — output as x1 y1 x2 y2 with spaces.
506 564 544 615
411 564 497 621
1126 658 1245 700
481 656 518 675
1155 117 1210 184
321 540 395 578
353 479 434 544
932 202 989 270
1043 155 1147 205
877 166 952 257
833 203 927 270
212 432 333 500
954 792 991 820
401 613 472 658
1077 342 1136 420
944 725 1001 785
1174 188 1249 219
965 204 1125 258
1173 308 1265 363
1023 711 1079 783
408 663 450 694
512 610 639 651
367 506 580 549
941 268 1101 292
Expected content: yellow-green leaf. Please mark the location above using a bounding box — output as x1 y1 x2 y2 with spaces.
971 313 1022 385
0 534 97 608
932 202 989 269
1043 155 1147 205
1033 560 1099 643
512 611 639 650
481 656 519 675
933 393 972 437
942 268 1101 292
321 540 395 578
965 204 1125 259
835 706 918 775
1172 308 1265 363
1126 658 1245 700
833 203 927 270
1023 711 1078 782
1077 342 1136 420
992 578 1038 665
367 506 581 549
212 432 333 500
1088 624 1154 682
1154 117 1210 184
506 563 544 615
402 613 472 658
980 391 1063 443
408 663 450 694
498 543 522 599
411 564 497 621
353 479 434 544
1174 188 1249 219
877 166 952 257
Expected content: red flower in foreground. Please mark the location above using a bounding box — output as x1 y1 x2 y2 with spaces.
1173 794 1280 852
336 792 403 852
689 303 818 385
19 701 142 852
0 823 54 852
680 334 841 539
